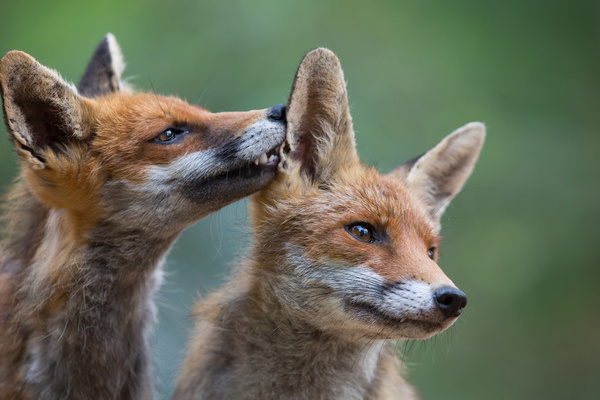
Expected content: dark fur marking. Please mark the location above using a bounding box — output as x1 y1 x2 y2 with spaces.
78 35 118 98
215 136 241 162
182 165 276 212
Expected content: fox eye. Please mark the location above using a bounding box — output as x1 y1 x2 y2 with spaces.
346 223 375 243
153 127 186 143
428 247 437 260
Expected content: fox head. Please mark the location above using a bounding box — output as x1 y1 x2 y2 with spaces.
0 34 286 237
250 48 484 340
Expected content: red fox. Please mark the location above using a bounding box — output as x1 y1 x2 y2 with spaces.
172 48 485 399
0 34 285 400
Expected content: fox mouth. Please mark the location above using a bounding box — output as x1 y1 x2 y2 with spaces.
231 145 281 176
210 145 282 183
250 146 281 168
182 142 284 206
345 300 443 336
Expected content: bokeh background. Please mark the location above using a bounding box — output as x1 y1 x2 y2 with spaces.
1 0 599 398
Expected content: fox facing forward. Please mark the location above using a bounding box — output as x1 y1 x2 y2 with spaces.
172 48 485 400
0 35 285 400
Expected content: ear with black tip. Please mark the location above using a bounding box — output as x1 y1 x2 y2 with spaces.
78 33 125 97
285 48 358 182
0 50 89 169
388 122 485 219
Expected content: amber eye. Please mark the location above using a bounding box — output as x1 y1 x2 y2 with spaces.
346 223 375 243
153 128 186 143
428 247 437 260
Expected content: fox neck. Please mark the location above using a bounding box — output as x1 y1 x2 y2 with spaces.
204 269 390 400
2 181 178 399
16 189 178 290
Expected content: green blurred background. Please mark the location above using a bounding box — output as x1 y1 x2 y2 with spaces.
1 0 599 398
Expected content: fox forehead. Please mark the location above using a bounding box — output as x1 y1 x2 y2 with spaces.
275 167 438 254
94 93 210 128
302 168 436 236
92 93 213 146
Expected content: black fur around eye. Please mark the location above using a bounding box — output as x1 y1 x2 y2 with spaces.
152 127 187 144
346 223 376 243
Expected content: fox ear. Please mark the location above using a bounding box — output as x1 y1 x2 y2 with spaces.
390 122 485 219
0 51 90 169
78 33 125 97
285 48 358 182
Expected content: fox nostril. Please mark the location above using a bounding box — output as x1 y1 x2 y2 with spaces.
267 104 286 121
433 286 467 318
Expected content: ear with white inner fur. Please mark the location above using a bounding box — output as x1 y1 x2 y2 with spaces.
285 48 358 182
78 33 125 97
0 51 89 169
389 122 485 219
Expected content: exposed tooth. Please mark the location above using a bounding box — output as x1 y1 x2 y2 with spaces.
400 318 407 323
268 154 279 162
259 153 268 164
254 159 259 165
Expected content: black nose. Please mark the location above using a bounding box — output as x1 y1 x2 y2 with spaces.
267 104 286 121
433 286 467 318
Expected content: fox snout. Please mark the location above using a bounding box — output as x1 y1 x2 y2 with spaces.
337 274 468 340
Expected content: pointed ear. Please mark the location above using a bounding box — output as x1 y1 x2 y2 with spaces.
78 33 125 97
1 51 90 169
285 48 358 182
389 122 485 219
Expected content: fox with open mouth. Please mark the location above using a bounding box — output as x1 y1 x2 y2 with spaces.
0 34 286 400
